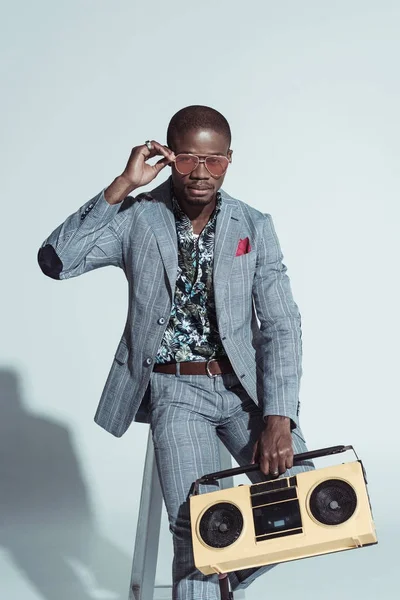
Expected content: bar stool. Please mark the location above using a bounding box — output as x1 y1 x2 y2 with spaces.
129 429 245 600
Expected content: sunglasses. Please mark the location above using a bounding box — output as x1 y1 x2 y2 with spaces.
173 153 230 177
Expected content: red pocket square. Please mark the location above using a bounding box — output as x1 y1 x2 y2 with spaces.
235 237 252 256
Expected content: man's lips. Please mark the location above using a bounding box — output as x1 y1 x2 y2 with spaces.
187 185 212 190
187 186 213 195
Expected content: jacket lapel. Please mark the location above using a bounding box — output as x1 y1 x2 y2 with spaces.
213 192 241 313
143 178 178 297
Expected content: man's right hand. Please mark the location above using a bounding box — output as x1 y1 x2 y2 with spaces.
105 141 176 205
122 141 176 189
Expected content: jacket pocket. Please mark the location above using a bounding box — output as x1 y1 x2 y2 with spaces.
114 340 129 364
234 250 254 260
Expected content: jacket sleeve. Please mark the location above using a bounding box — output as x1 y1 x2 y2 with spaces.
37 189 126 280
252 214 303 430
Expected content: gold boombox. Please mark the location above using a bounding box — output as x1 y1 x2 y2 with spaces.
190 445 377 575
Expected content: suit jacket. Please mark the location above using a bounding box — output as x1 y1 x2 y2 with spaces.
38 176 305 439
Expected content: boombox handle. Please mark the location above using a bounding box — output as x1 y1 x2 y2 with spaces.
191 444 363 496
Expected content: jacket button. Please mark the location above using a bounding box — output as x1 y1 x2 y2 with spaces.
145 357 153 365
158 317 166 325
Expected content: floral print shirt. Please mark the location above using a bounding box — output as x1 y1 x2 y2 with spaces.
155 191 227 363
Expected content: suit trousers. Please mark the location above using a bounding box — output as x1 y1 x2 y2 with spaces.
148 369 314 600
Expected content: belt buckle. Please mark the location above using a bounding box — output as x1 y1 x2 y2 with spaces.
206 358 218 378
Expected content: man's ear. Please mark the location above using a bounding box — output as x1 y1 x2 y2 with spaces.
228 149 233 163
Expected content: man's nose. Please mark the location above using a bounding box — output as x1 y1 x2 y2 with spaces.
190 160 209 179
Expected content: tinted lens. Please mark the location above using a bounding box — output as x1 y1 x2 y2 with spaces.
205 156 229 177
175 154 199 175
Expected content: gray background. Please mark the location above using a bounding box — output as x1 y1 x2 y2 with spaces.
1 1 398 598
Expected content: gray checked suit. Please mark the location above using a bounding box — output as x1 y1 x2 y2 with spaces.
38 175 312 598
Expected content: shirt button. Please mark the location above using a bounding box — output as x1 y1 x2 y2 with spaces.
158 317 166 325
145 357 153 365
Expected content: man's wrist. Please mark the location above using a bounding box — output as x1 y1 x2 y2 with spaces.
104 175 138 205
263 415 291 430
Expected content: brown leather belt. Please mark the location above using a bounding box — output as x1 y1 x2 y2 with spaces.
153 357 233 378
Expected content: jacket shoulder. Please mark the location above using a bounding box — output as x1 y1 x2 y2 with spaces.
219 188 269 221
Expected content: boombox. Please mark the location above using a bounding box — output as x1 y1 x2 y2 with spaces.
190 445 377 576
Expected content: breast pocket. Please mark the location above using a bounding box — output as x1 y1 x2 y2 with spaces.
231 251 257 287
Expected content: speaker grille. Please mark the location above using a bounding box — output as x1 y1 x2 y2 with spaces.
199 502 244 548
309 479 357 525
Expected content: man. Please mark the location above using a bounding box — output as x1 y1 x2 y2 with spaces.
38 105 313 599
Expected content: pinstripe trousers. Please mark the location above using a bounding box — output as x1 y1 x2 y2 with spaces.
148 369 314 600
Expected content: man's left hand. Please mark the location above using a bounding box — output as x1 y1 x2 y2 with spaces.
250 415 294 477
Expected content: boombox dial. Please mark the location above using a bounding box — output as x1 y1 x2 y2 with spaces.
309 479 357 525
199 502 244 548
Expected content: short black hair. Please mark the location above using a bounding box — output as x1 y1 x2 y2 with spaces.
166 105 231 149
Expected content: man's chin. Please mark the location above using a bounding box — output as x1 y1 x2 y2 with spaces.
184 190 215 205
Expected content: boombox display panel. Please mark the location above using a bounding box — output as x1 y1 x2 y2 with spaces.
190 461 377 575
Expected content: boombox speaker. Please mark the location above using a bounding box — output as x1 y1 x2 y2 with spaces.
190 445 377 575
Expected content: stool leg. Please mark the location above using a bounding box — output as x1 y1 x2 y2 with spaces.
129 430 163 600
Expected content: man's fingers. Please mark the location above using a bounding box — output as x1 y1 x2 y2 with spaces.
162 144 176 161
250 442 259 464
142 140 175 162
278 453 287 475
153 156 171 173
268 453 279 476
285 450 294 471
259 455 270 476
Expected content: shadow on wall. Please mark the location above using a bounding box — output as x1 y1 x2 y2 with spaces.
0 367 132 600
